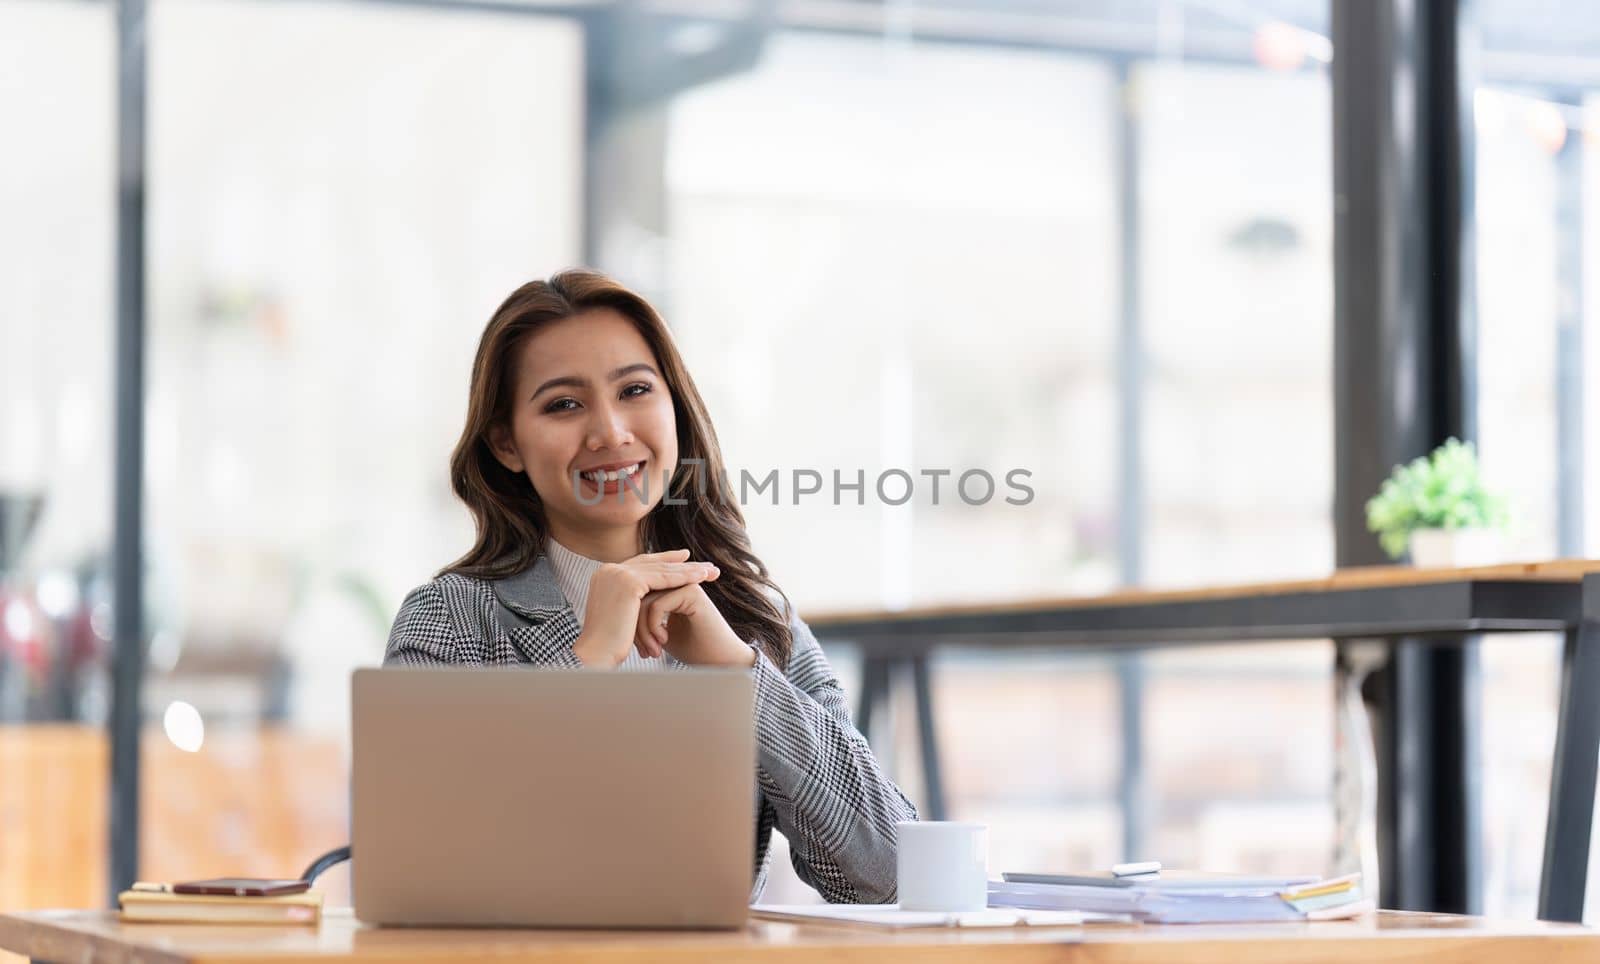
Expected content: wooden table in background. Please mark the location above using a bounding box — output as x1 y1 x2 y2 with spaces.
809 560 1600 922
2 908 1598 964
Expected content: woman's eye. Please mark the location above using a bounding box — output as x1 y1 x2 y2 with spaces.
544 385 647 413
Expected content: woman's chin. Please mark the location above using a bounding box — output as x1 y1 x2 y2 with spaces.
574 494 658 522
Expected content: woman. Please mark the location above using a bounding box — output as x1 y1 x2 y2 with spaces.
385 268 917 904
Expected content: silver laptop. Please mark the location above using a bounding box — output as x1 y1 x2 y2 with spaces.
351 667 755 928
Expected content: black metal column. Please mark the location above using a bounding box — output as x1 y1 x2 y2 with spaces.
111 0 149 905
1371 638 1481 912
1332 0 1481 914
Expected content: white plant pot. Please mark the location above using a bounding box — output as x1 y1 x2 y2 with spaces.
1408 528 1502 568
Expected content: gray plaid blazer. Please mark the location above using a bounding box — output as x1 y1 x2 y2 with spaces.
383 554 918 903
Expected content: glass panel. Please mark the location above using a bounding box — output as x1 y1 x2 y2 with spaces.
1140 60 1333 587
663 31 1124 905
1473 2 1600 920
668 34 1120 610
649 6 1334 899
1137 53 1334 877
142 0 581 901
0 0 115 911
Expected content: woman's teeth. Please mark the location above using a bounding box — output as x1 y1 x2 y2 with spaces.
581 462 643 483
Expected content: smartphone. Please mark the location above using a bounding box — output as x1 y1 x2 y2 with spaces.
170 877 310 897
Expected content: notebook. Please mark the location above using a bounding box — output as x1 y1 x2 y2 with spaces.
118 889 323 924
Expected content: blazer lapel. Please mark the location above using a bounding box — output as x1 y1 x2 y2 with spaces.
491 555 583 665
491 553 570 617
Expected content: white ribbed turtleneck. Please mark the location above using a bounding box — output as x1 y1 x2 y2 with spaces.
544 537 664 671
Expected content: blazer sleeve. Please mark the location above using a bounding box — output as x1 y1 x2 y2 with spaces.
751 606 919 903
384 581 480 666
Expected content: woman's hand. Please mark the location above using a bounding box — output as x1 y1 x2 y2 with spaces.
572 549 720 669
636 582 758 669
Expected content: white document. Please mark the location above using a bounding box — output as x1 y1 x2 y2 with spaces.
750 903 1106 929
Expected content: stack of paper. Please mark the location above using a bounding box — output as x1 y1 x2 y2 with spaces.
988 872 1371 924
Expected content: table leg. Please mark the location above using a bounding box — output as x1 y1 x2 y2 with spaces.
1538 576 1600 923
855 654 890 744
910 654 947 820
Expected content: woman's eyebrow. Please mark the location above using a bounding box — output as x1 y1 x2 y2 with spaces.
531 362 659 400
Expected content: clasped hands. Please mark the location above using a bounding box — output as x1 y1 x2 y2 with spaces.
571 549 757 670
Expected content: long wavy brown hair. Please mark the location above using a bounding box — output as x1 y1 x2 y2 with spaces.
442 269 794 668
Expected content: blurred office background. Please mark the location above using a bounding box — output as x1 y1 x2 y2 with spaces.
0 0 1596 920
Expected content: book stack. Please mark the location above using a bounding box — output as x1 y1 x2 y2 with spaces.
118 887 323 925
988 871 1371 924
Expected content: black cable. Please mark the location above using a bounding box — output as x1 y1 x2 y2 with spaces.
300 845 351 885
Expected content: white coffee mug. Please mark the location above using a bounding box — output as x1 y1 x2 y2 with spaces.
896 821 989 912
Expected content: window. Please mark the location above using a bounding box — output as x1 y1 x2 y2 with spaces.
0 0 115 909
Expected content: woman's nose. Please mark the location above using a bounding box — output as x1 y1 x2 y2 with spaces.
586 402 633 449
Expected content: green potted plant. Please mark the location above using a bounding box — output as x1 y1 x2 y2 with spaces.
1364 438 1509 567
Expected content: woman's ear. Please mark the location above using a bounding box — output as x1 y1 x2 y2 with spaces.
486 423 525 473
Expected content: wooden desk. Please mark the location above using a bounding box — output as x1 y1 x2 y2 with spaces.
808 561 1600 922
2 908 1597 964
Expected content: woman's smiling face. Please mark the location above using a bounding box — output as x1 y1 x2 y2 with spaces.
489 308 679 539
